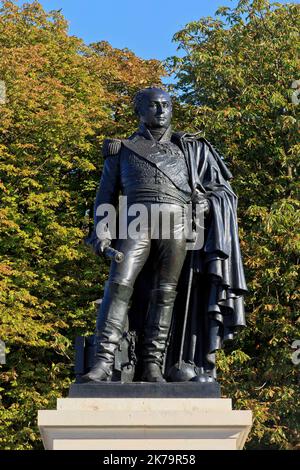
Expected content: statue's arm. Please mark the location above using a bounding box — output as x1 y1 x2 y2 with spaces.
94 156 120 217
88 139 121 255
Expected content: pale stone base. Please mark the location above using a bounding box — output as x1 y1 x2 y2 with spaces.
38 397 252 450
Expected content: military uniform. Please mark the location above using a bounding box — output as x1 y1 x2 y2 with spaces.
84 124 196 382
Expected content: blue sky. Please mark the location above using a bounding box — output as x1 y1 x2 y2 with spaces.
18 0 295 60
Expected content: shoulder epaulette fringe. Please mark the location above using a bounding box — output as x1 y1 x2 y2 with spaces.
102 138 122 158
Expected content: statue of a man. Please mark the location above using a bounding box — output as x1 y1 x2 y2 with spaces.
83 87 247 384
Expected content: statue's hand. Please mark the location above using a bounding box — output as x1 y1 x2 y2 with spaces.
85 231 112 257
197 198 211 215
96 239 124 263
98 238 111 255
192 189 211 216
93 237 112 257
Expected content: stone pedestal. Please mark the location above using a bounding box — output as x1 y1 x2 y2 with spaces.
38 384 252 450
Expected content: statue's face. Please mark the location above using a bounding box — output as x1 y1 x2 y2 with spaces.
138 90 172 129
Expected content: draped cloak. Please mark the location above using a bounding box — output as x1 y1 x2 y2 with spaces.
125 132 248 379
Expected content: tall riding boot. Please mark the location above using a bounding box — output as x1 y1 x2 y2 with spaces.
141 288 177 383
82 282 133 382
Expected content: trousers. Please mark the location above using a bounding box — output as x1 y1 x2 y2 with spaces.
96 203 188 330
87 203 189 382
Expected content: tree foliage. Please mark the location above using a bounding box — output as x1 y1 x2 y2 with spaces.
168 0 300 449
0 0 163 449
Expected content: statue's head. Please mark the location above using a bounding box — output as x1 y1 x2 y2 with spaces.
133 87 172 129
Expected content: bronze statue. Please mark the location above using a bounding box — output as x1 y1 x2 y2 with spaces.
82 87 247 384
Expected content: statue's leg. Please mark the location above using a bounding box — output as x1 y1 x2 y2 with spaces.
141 204 187 382
83 236 151 382
141 287 178 382
82 281 133 382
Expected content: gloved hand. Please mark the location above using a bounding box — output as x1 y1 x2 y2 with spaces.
197 198 211 215
192 189 211 215
84 230 111 257
98 238 111 254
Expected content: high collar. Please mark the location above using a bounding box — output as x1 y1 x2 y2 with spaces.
137 123 172 142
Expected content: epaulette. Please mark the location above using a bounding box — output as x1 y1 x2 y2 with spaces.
102 138 122 158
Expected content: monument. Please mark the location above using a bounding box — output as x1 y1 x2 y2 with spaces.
38 88 252 450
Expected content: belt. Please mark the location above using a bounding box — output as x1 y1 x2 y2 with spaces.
124 184 191 205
